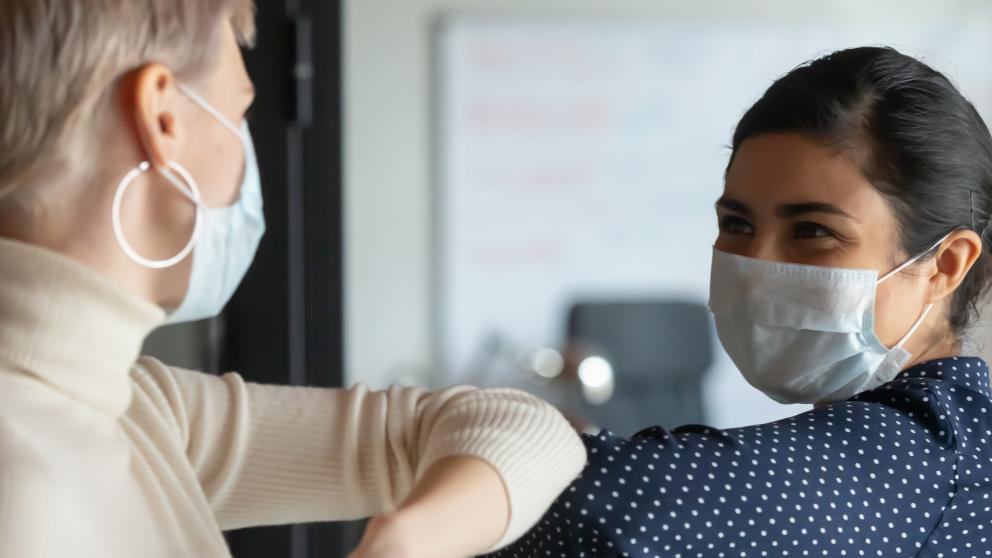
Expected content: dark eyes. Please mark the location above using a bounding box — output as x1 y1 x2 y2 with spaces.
718 216 754 235
793 222 834 239
718 216 837 240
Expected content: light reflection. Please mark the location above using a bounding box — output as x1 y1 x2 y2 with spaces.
577 355 614 405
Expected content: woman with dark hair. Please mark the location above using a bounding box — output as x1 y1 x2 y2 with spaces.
487 46 992 557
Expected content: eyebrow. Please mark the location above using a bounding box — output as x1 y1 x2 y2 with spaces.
776 202 858 221
715 196 858 221
714 196 753 216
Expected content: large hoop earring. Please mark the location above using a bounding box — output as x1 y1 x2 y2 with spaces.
112 161 204 269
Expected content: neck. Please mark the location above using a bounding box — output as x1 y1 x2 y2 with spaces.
0 193 178 309
0 237 166 415
907 333 961 369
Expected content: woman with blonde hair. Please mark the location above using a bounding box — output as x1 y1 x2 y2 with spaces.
0 2 585 557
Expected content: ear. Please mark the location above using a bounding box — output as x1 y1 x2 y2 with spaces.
928 229 983 303
129 63 180 170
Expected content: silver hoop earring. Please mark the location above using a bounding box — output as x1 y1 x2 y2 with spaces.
112 161 204 269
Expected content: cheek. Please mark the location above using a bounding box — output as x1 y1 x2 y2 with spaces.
713 234 742 254
181 127 244 208
873 278 930 346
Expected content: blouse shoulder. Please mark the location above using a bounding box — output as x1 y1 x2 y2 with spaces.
483 358 992 557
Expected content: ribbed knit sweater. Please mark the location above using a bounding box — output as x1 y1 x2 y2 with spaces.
0 238 586 557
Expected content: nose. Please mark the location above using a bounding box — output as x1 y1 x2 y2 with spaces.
742 234 780 262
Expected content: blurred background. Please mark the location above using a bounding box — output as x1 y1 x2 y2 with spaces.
142 0 992 555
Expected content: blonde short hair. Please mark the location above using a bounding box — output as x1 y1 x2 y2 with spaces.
0 0 256 204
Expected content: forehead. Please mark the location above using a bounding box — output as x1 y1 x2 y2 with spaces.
194 22 252 94
724 133 886 213
217 23 246 70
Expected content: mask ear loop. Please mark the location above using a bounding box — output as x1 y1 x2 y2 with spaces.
112 161 205 269
877 232 952 284
175 82 251 200
175 84 243 139
892 303 934 349
874 232 951 353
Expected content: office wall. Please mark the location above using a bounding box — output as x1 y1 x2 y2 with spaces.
343 0 992 428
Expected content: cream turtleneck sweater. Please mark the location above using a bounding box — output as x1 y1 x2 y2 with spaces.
0 238 585 557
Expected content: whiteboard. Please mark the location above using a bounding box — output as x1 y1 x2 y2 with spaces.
435 11 992 428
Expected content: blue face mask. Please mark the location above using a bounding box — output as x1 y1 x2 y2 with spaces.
708 234 948 404
112 84 266 324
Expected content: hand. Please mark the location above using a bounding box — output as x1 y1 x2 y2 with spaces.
346 513 418 558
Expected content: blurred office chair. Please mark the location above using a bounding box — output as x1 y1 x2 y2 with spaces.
563 299 713 436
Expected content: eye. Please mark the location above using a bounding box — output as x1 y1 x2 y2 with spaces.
794 222 835 239
719 215 754 236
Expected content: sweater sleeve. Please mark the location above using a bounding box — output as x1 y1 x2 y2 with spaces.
127 357 586 549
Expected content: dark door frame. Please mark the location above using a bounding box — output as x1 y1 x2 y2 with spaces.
223 0 359 555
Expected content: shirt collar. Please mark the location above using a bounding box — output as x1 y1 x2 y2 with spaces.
895 356 990 392
0 237 165 416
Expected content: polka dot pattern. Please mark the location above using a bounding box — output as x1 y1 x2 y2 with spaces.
484 357 992 558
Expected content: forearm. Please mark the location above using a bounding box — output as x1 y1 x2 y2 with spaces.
395 456 509 556
348 456 509 558
346 387 586 558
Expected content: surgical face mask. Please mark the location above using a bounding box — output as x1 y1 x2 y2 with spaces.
708 236 947 404
112 84 266 324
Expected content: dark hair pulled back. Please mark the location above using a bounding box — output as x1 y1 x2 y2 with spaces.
731 46 992 336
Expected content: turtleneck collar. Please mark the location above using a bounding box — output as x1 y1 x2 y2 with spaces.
0 237 166 416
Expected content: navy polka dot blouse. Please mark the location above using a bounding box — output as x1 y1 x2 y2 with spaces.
484 357 992 558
